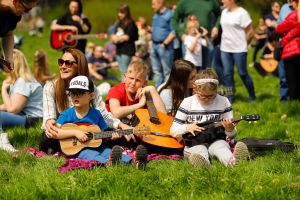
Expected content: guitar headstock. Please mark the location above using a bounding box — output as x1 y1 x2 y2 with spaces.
240 114 260 122
134 125 150 138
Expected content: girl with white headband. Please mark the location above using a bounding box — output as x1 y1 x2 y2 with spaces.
170 69 249 167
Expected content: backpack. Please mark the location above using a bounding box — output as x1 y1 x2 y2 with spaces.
240 138 297 155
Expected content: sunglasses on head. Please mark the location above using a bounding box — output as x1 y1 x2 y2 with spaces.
58 58 77 67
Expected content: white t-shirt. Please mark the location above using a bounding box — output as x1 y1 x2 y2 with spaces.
170 94 236 138
159 88 173 113
220 7 252 53
184 35 207 67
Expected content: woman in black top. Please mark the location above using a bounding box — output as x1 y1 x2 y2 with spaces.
110 4 138 79
51 0 91 53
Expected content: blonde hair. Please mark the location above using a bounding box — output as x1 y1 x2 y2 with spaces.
9 49 33 84
186 19 200 34
195 69 218 92
126 60 148 79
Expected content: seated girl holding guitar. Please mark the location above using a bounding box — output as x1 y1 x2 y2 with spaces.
170 69 250 167
56 75 147 168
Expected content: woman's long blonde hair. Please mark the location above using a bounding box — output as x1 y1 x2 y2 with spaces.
9 49 33 84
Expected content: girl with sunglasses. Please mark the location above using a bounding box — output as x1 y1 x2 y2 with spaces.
40 48 130 154
170 69 249 167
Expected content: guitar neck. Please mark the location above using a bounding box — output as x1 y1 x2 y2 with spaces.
202 117 241 129
145 92 160 124
93 129 133 140
70 34 107 40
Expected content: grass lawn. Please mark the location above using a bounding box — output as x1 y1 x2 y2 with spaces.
0 25 299 199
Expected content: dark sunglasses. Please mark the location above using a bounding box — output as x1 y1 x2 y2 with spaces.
19 1 32 13
67 90 89 98
58 59 77 68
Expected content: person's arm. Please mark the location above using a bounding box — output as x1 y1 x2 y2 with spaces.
43 81 59 138
109 97 146 119
88 63 103 80
1 80 27 113
298 3 300 22
221 99 236 138
245 23 254 46
161 32 176 47
51 18 78 32
142 86 167 113
2 31 14 68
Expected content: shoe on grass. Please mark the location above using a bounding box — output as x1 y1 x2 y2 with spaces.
232 141 250 165
107 145 122 166
188 153 210 167
132 145 148 170
0 133 18 153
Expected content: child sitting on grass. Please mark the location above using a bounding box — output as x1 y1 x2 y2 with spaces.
170 69 250 167
56 75 147 168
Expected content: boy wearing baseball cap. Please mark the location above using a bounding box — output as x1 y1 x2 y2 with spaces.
55 76 147 167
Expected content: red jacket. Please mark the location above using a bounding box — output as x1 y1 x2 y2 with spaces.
276 10 300 59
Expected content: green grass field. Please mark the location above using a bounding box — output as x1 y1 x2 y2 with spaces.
0 7 300 199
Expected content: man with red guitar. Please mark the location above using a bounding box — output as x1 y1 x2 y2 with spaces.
51 0 91 53
0 0 38 72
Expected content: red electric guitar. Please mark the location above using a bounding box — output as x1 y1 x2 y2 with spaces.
50 30 107 50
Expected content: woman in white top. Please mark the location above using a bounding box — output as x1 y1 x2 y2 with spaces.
0 49 43 152
220 0 255 102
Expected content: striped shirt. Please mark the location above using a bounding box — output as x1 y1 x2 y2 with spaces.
170 94 236 138
42 80 120 129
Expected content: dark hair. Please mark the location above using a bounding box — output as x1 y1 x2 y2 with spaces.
70 0 83 16
159 59 195 116
117 4 132 27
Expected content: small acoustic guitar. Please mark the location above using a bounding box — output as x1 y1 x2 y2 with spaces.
59 123 149 156
183 114 260 147
50 30 107 50
133 92 184 149
259 58 278 73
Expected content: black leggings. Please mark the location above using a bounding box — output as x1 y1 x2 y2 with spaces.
283 55 300 101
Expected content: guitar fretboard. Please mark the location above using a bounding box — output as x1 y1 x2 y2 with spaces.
93 129 133 140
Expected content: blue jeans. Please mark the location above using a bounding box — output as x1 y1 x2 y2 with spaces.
77 146 132 164
116 54 132 80
0 111 26 132
277 60 289 102
221 51 256 101
202 39 214 69
212 45 225 86
150 43 173 87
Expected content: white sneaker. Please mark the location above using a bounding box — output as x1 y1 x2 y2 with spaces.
0 133 18 153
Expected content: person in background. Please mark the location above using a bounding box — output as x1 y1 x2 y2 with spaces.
264 1 281 36
85 42 95 60
0 0 38 72
170 69 250 167
0 49 43 152
276 0 300 101
33 50 55 86
150 0 176 88
110 4 138 79
276 0 294 102
88 45 118 81
51 0 91 53
158 59 197 116
220 0 256 102
183 16 208 72
171 0 221 68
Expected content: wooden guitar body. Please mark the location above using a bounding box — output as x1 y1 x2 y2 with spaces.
133 93 184 149
59 123 102 156
259 59 278 73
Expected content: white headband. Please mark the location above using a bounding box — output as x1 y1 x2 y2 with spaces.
195 78 219 85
